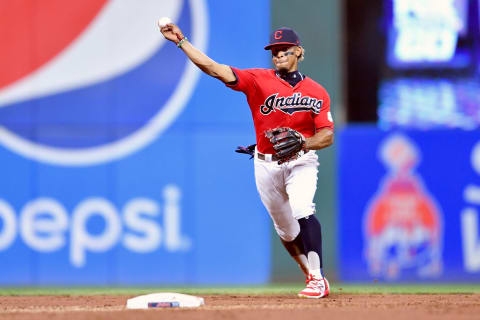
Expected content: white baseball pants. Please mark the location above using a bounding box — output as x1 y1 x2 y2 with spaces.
254 149 319 241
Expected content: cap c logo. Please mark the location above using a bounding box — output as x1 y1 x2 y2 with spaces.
274 31 283 40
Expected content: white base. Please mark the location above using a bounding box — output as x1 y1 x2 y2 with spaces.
126 292 205 309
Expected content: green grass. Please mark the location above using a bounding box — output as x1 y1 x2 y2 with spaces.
1 283 480 296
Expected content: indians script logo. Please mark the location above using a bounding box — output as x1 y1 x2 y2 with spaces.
260 93 323 115
363 134 443 280
0 0 207 166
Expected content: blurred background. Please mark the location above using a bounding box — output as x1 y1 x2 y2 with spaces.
0 0 479 286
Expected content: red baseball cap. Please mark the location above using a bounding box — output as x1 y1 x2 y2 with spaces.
264 27 301 50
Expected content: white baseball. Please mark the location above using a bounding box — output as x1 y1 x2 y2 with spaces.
158 17 172 28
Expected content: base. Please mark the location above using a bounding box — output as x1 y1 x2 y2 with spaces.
126 292 205 309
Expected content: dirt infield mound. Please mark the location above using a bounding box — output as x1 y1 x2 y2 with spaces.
1 294 479 320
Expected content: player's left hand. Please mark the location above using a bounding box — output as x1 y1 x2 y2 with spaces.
265 127 306 164
235 144 256 159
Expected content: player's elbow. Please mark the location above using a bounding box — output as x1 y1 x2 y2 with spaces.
197 61 218 77
325 133 334 147
209 64 236 83
318 130 334 149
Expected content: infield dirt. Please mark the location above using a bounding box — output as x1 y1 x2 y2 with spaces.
1 294 479 320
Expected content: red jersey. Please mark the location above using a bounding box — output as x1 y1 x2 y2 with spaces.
226 67 334 154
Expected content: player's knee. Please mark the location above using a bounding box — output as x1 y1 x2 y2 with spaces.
274 223 300 242
291 203 316 220
278 232 297 242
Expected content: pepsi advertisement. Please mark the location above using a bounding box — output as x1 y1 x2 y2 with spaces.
0 0 271 285
338 126 480 282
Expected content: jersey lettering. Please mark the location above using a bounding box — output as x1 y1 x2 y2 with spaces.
260 93 323 115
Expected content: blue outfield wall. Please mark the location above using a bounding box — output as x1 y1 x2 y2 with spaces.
338 126 480 282
0 0 271 285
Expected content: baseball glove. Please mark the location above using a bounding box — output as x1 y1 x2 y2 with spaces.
265 127 306 164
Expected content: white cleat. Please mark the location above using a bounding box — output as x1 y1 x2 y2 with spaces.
298 274 330 299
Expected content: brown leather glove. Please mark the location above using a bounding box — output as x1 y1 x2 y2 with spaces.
265 127 306 164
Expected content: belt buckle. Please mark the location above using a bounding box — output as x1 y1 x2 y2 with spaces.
256 151 274 162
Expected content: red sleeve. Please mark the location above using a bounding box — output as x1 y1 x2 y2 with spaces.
313 90 334 131
225 67 257 94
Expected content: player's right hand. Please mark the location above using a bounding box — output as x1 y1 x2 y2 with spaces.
159 23 185 44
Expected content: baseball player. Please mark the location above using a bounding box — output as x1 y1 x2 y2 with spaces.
160 24 334 298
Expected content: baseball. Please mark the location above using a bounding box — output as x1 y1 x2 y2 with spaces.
158 16 172 28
